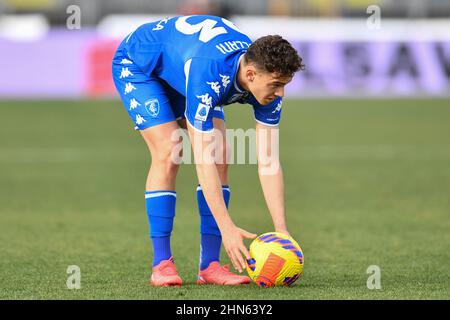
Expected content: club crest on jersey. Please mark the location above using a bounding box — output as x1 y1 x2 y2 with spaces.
145 99 160 117
195 103 210 122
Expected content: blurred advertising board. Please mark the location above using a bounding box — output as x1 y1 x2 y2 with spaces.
0 17 449 98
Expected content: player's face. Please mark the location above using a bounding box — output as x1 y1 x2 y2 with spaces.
248 71 292 105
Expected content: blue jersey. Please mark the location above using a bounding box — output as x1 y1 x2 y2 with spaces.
115 15 282 132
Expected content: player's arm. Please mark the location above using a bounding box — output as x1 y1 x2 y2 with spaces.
256 121 289 235
184 58 256 272
252 97 289 235
186 124 255 272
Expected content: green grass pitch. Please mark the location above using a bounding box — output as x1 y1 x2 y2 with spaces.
0 98 449 299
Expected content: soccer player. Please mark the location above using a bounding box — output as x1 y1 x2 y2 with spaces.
112 15 304 286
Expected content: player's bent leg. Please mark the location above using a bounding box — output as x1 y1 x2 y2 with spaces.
196 118 250 285
196 117 226 271
140 121 182 190
113 53 183 286
140 121 183 286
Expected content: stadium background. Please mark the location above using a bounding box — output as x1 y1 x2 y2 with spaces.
0 0 449 299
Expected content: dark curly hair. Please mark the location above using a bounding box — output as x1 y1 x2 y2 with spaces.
244 35 304 77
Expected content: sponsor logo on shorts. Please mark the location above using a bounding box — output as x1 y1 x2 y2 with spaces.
195 93 213 122
145 99 160 118
195 103 210 122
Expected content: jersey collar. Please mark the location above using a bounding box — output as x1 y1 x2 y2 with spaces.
233 53 246 93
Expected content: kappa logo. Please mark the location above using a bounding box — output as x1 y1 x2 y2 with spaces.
124 82 136 94
120 58 133 65
120 67 133 79
272 101 282 113
135 114 146 125
196 93 213 107
145 99 160 117
195 103 210 122
207 81 221 95
129 98 140 110
219 74 230 89
153 18 169 31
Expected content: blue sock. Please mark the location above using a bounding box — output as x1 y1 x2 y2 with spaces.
145 190 176 266
197 185 230 270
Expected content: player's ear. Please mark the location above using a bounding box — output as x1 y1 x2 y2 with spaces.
246 66 257 82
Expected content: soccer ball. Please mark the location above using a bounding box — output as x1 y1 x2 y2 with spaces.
246 232 304 287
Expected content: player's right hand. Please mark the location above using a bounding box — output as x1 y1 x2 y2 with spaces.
220 224 257 273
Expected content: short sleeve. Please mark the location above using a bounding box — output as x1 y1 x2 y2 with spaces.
251 96 283 126
185 58 222 133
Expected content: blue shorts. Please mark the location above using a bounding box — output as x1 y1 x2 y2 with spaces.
112 45 225 130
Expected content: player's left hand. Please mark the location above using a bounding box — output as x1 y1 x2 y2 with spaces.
221 224 257 273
